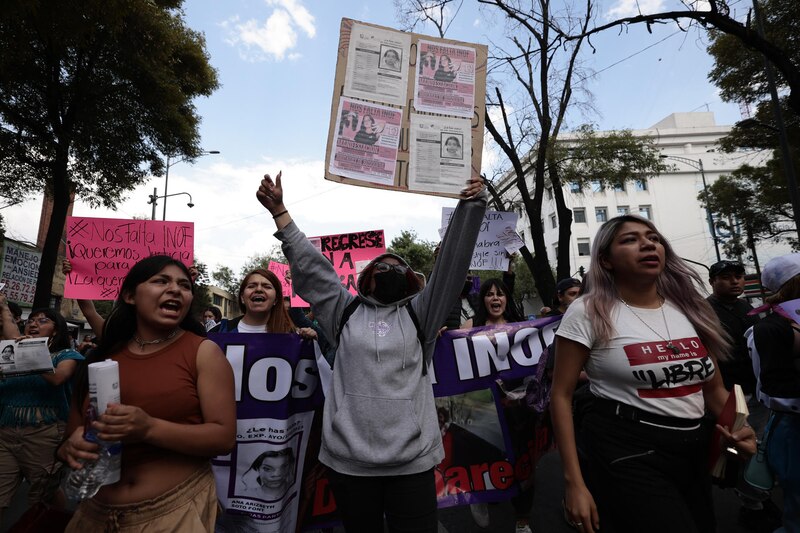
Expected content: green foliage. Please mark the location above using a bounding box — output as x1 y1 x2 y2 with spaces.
387 230 437 277
556 125 668 189
211 265 238 300
698 164 797 258
706 0 799 253
707 0 799 106
0 0 219 306
190 259 212 319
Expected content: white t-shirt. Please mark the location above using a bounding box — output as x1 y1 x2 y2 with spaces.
238 320 268 334
557 297 715 419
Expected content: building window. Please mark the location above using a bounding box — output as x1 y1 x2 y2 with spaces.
577 239 591 256
573 208 586 223
213 294 222 306
546 187 553 200
638 205 652 219
591 181 603 193
617 205 629 216
550 214 557 228
569 182 581 193
596 207 608 223
613 182 625 192
553 245 559 258
635 179 648 191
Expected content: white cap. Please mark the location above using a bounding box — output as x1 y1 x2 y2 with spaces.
762 253 800 292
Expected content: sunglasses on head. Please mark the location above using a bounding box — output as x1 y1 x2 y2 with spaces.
374 262 408 275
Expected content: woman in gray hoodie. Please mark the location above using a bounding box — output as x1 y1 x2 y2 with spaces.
257 171 486 533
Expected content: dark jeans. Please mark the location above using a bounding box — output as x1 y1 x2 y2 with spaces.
328 468 438 533
580 408 715 533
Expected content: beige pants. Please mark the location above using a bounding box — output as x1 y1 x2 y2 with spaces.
0 423 65 507
65 465 218 533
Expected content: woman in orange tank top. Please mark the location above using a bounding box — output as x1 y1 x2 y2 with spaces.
58 255 236 532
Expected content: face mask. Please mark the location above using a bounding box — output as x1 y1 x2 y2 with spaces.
372 270 408 303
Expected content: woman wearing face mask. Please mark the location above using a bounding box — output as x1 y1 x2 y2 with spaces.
0 308 83 527
257 171 486 533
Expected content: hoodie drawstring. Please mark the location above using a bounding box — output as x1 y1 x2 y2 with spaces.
397 303 408 369
374 305 381 363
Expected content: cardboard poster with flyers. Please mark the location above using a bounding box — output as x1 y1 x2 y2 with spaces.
325 18 488 198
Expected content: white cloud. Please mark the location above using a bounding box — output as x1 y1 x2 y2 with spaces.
473 18 481 27
223 0 315 62
605 0 665 19
3 157 459 277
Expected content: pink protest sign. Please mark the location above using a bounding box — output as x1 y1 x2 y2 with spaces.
267 260 309 307
313 229 385 297
65 216 194 300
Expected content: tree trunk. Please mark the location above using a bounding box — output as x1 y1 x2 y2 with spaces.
33 157 71 309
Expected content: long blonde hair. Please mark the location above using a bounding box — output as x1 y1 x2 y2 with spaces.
583 215 731 360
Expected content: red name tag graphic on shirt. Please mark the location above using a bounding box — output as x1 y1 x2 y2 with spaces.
623 337 706 366
624 337 713 398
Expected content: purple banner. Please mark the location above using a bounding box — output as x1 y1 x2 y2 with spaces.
209 316 562 531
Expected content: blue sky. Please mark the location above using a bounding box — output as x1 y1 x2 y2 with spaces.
5 0 743 277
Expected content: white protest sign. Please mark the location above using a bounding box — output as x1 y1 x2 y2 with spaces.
0 241 41 305
441 208 519 270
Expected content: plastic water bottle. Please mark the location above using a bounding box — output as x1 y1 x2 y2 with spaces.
63 407 122 501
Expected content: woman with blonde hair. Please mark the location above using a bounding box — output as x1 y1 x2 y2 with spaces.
550 215 756 533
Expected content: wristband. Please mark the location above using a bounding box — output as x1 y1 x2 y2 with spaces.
272 210 288 219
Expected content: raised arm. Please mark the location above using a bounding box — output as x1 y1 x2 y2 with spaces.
0 294 18 340
257 172 353 345
62 259 106 338
413 177 487 352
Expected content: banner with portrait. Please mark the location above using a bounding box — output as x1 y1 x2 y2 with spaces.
210 316 561 531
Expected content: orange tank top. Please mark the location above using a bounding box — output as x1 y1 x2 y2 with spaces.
111 331 206 467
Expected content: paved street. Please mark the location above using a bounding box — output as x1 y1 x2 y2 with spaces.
2 450 783 532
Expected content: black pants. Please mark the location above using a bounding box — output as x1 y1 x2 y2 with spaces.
580 409 715 533
328 468 438 533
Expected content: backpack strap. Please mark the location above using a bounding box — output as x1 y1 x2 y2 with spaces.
335 298 362 345
404 302 428 376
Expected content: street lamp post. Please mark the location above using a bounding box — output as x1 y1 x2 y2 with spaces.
148 189 195 220
162 150 220 221
660 154 722 262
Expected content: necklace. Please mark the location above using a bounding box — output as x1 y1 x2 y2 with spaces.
132 329 179 350
619 297 680 354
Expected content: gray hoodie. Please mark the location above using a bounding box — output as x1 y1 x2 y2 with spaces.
276 191 487 476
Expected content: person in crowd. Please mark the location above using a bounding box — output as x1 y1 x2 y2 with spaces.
257 170 486 533
202 306 222 332
461 279 543 533
547 278 582 317
58 255 235 532
462 278 523 329
242 448 296 501
77 336 98 356
211 269 295 334
0 308 84 527
706 260 779 530
550 215 756 533
7 301 25 335
443 136 463 159
353 115 384 146
747 253 800 533
434 54 458 82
